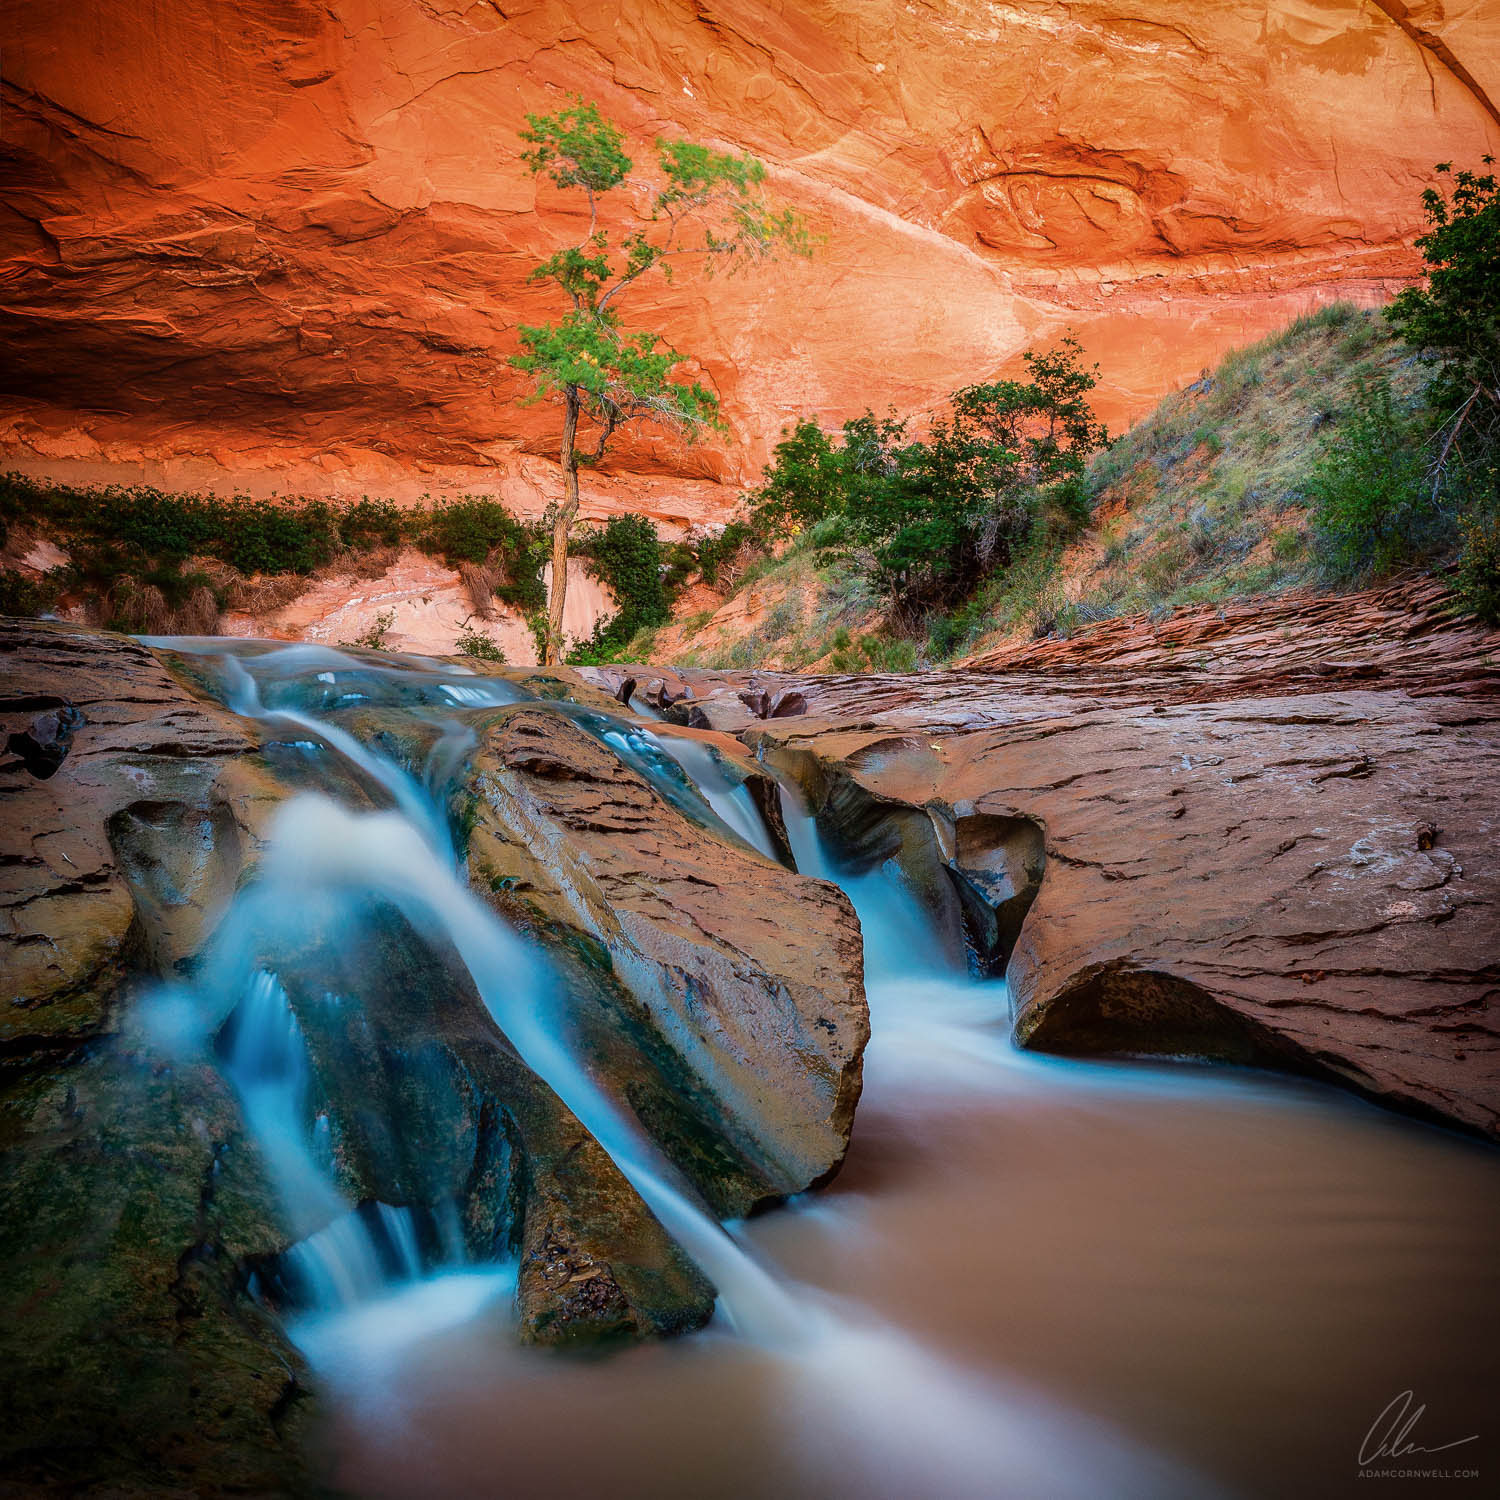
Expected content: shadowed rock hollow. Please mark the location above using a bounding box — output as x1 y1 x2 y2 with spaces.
4 1 1499 523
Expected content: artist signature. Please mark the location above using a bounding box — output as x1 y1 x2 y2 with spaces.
1359 1391 1480 1467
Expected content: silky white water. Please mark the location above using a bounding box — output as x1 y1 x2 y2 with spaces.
136 642 1499 1499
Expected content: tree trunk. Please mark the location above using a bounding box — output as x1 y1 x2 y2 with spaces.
544 389 581 666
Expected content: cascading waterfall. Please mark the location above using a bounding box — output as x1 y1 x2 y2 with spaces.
255 793 804 1343
212 964 432 1307
777 783 1018 1061
154 641 801 1335
649 730 782 861
137 639 1213 1499
218 969 345 1241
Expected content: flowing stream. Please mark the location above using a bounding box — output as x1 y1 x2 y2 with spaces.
141 642 1499 1499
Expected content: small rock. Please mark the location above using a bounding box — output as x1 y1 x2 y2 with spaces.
6 704 85 779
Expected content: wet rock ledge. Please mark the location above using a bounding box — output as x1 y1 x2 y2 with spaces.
584 583 1500 1141
0 619 865 1495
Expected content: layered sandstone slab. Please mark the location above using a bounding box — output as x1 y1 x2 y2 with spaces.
581 585 1500 1138
4 2 1498 521
0 620 878 1492
465 704 868 1212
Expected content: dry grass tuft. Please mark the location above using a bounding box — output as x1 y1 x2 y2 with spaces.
339 545 401 581
458 560 499 618
113 583 172 634
173 585 220 635
225 573 310 614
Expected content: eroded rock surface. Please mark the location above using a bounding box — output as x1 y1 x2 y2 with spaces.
1 620 265 1046
5 2 1498 515
465 705 868 1213
0 622 871 1488
586 584 1500 1139
1 621 315 1492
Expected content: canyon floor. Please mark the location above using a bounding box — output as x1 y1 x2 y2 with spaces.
1 577 1496 1494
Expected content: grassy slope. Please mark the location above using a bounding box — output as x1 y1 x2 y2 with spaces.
651 303 1432 672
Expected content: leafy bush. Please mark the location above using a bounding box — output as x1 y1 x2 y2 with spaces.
424 498 519 563
825 630 917 674
568 513 671 661
455 626 506 661
746 339 1107 613
1 472 566 634
1388 158 1500 447
925 598 985 660
340 497 405 550
421 498 547 612
0 568 58 617
1386 158 1500 610
1308 378 1438 579
1457 506 1500 622
746 420 845 538
696 518 758 585
850 340 1107 608
219 497 340 576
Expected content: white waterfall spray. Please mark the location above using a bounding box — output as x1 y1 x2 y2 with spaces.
256 794 804 1344
137 637 1215 1498
649 731 781 861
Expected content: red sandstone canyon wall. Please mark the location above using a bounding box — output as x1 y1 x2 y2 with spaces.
3 1 1497 531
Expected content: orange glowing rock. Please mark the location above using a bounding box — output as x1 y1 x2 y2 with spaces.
2 1 1496 530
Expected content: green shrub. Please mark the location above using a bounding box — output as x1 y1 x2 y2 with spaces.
696 518 758 584
0 473 567 630
744 340 1107 614
825 628 917 674
926 598 985 660
845 340 1107 609
455 626 506 661
568 513 671 662
747 419 846 538
0 568 57 617
421 497 547 611
1388 159 1500 445
1308 378 1444 579
341 608 395 649
340 497 405 549
220 497 340 576
661 539 698 595
1457 506 1500 622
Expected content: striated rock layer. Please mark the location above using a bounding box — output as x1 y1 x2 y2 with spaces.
4 2 1499 527
581 582 1500 1140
